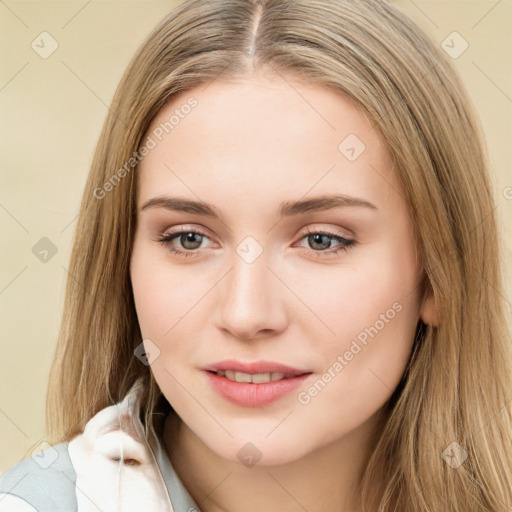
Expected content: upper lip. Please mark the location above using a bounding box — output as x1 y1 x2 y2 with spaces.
202 359 312 376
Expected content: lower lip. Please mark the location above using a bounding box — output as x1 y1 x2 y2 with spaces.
204 371 312 407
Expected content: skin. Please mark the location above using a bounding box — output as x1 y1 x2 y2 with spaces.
129 68 438 512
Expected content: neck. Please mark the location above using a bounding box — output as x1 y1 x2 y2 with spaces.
163 409 385 512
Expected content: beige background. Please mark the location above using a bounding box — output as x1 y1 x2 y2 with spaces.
1 0 511 472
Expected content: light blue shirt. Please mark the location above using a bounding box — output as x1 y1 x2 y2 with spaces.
0 379 202 512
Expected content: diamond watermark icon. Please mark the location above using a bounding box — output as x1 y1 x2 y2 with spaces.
338 133 366 161
31 441 59 469
441 31 468 59
441 441 468 469
237 442 262 467
32 237 58 263
31 31 59 59
236 236 263 264
134 339 161 366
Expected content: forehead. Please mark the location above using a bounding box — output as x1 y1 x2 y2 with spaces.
136 72 400 213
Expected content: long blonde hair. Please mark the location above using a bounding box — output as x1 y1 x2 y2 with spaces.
47 0 512 509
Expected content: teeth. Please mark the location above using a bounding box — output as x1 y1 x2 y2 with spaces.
218 370 287 383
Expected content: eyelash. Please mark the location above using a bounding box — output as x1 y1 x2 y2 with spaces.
155 226 356 259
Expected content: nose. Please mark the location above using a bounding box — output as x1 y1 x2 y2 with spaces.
216 250 288 341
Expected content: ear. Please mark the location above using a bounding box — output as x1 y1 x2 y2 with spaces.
419 283 441 327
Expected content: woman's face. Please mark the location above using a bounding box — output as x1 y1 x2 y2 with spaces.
130 70 434 465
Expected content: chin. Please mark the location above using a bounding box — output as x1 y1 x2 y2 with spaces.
203 432 311 468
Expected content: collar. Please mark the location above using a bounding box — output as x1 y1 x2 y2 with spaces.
67 377 202 512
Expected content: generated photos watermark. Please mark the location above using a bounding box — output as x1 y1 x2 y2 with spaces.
297 301 403 405
93 96 198 200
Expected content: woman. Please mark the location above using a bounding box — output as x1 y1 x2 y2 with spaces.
1 0 511 510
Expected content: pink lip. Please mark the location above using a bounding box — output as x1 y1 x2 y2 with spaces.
201 359 314 407
201 359 312 376
204 371 312 407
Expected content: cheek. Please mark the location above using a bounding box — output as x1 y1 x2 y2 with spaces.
130 245 195 338
300 239 421 402
306 242 420 343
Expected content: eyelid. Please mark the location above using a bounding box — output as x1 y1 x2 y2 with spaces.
300 223 355 240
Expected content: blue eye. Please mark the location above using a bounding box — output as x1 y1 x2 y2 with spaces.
155 227 356 258
156 229 208 258
297 228 355 257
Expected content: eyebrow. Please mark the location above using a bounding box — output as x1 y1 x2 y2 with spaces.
140 194 377 218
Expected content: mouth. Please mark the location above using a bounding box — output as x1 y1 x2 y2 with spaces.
206 369 311 384
202 359 312 378
203 369 313 407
